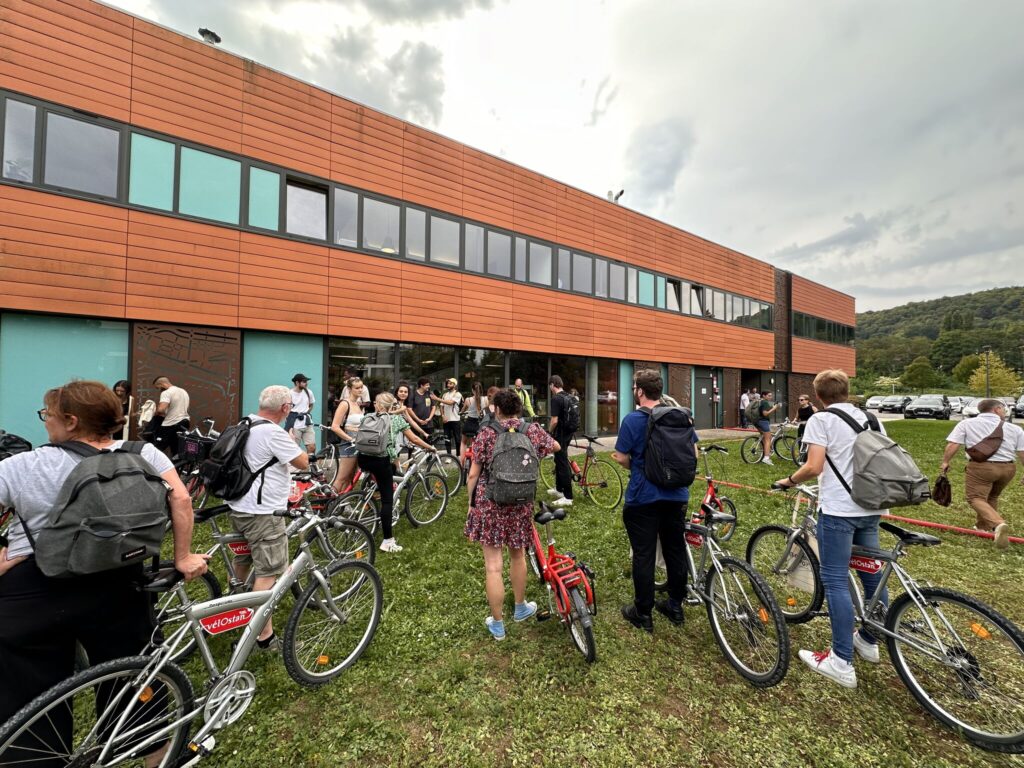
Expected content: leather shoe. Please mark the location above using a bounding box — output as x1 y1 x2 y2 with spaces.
621 604 653 634
655 599 684 626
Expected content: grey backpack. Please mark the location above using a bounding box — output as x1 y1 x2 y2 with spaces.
484 424 539 505
824 408 930 510
353 413 392 457
20 441 170 578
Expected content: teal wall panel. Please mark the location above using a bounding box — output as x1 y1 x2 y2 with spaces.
0 314 128 445
178 147 240 224
128 133 175 210
248 167 280 230
618 360 634 425
242 332 324 445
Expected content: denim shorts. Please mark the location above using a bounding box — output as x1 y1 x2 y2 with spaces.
756 419 771 433
337 441 358 458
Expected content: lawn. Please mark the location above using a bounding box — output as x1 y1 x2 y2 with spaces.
188 420 1023 767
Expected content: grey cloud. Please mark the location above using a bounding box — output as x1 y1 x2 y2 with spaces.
623 118 694 211
358 0 498 23
901 226 1024 269
386 42 445 125
585 76 618 127
770 210 905 265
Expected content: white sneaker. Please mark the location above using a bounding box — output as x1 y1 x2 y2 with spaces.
760 457 774 466
799 648 857 688
550 497 573 508
993 523 1010 550
546 488 564 499
853 631 880 664
379 538 403 553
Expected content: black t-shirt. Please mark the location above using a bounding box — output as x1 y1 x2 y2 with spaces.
551 392 568 433
410 389 433 424
798 404 815 422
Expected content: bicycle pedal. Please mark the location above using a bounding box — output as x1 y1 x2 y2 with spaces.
535 609 552 622
685 597 702 606
182 736 216 765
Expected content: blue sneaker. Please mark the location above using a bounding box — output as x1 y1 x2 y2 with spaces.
513 601 537 622
485 616 506 641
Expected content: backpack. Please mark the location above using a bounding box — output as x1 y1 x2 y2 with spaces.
824 407 930 510
19 441 169 578
965 421 1004 462
199 417 277 502
0 430 32 461
559 392 581 434
483 424 540 504
641 405 698 489
745 398 762 425
353 412 392 457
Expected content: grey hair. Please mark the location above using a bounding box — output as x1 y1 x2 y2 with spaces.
977 398 1004 414
259 384 291 411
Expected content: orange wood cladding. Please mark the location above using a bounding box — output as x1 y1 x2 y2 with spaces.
792 274 855 326
792 337 856 376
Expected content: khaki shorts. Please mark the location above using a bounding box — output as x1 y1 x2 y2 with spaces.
228 512 288 578
292 424 316 446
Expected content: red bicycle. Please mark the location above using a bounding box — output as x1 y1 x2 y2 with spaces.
697 444 738 542
527 501 598 662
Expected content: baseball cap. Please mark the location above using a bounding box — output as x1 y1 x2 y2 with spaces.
292 373 309 383
446 377 457 385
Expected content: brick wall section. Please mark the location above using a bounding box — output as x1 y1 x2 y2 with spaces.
667 364 691 408
774 270 792 373
787 373 822 420
722 367 741 427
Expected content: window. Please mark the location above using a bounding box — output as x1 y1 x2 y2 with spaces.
712 290 726 321
816 317 828 342
430 215 460 266
627 268 638 303
690 285 705 316
572 253 592 294
638 271 654 307
679 281 691 314
333 188 358 247
594 258 608 297
655 276 666 309
398 343 455 391
609 263 626 300
128 133 174 211
285 182 326 239
44 113 119 198
3 100 35 182
328 338 396 400
725 294 735 322
529 243 552 285
179 147 241 224
557 249 570 290
666 279 681 312
362 197 400 254
731 295 744 324
248 167 280 230
487 231 511 277
464 224 484 272
405 207 425 260
514 237 527 281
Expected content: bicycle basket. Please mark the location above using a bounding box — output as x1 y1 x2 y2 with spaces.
178 434 216 461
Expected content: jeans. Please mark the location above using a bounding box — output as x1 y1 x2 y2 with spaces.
817 513 888 663
553 434 573 500
443 421 462 455
623 501 689 614
357 454 396 539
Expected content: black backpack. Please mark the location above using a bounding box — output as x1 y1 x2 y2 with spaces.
559 393 581 434
0 430 32 461
199 418 277 503
641 405 697 489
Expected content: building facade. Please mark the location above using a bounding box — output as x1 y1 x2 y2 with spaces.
0 0 856 446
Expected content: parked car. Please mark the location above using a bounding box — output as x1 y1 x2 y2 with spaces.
999 397 1017 421
1016 395 1024 419
865 396 886 410
948 396 964 414
962 398 980 418
879 395 913 413
904 395 951 420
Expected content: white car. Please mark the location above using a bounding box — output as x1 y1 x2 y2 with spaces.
947 396 963 414
865 396 885 410
962 398 980 418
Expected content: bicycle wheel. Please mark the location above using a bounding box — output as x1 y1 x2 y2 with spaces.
583 456 624 510
885 588 1024 752
405 471 449 527
283 560 383 688
433 452 463 495
704 556 790 688
313 445 339 486
709 496 738 542
307 517 376 565
152 562 223 663
740 436 764 464
745 525 823 624
0 656 194 767
327 491 380 538
567 585 597 663
539 455 556 491
773 435 797 463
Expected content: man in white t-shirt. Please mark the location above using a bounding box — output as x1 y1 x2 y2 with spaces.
152 376 190 457
772 369 888 690
287 373 317 455
940 398 1024 549
739 389 751 428
228 385 309 648
440 377 463 457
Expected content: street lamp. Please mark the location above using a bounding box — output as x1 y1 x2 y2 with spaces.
983 345 992 398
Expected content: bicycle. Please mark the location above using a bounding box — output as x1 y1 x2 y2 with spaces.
527 502 598 662
539 433 624 510
0 505 384 766
309 424 341 486
427 430 463 494
659 501 790 687
748 483 1024 752
172 418 219 508
740 418 799 464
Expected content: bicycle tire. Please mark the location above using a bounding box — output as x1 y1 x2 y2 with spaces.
740 436 764 464
885 587 1024 753
709 495 738 542
313 445 339 486
327 491 380 538
306 517 376 565
283 560 383 688
433 452 463 495
539 455 556 491
773 435 797 463
583 456 624 510
0 655 194 767
567 585 597 663
704 556 790 688
745 525 823 624
404 471 449 527
185 472 208 509
152 561 223 663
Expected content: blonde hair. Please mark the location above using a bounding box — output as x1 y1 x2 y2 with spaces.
812 369 849 405
374 392 405 415
346 377 364 400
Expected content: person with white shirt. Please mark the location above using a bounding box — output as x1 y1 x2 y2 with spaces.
440 377 463 457
152 376 190 457
940 398 1024 549
772 369 888 689
739 389 751 428
228 385 310 649
287 373 317 455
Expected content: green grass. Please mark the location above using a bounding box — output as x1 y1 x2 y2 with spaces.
186 421 1023 767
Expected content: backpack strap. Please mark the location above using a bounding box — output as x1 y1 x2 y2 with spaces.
822 407 874 498
116 441 147 455
52 440 104 458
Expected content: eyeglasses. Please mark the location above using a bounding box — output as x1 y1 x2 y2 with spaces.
37 408 49 422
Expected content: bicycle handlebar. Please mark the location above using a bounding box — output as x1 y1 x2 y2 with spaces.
700 444 728 454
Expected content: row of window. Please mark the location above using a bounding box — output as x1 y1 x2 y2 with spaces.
791 311 855 347
0 92 773 329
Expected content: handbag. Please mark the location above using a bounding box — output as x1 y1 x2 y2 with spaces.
932 472 952 507
965 421 1004 462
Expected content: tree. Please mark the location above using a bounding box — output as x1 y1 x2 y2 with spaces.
966 353 1023 396
929 329 989 372
952 354 981 384
901 357 941 392
874 375 902 393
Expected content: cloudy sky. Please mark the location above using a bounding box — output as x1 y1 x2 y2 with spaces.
108 0 1024 312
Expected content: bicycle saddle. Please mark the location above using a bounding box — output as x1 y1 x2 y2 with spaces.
534 503 567 525
582 433 601 442
879 521 941 547
193 503 230 523
138 565 184 593
705 510 736 526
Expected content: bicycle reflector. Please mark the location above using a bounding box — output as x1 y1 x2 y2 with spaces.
317 655 330 665
758 607 770 624
138 686 154 703
971 623 992 640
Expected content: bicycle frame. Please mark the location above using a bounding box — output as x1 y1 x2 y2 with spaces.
529 519 593 618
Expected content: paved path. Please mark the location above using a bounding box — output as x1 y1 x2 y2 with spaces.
567 428 747 455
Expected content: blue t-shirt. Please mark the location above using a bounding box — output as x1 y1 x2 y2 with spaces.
615 409 697 505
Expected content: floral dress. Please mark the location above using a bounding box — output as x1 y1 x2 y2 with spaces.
464 418 556 549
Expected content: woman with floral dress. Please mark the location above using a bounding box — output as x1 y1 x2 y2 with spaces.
465 388 559 640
